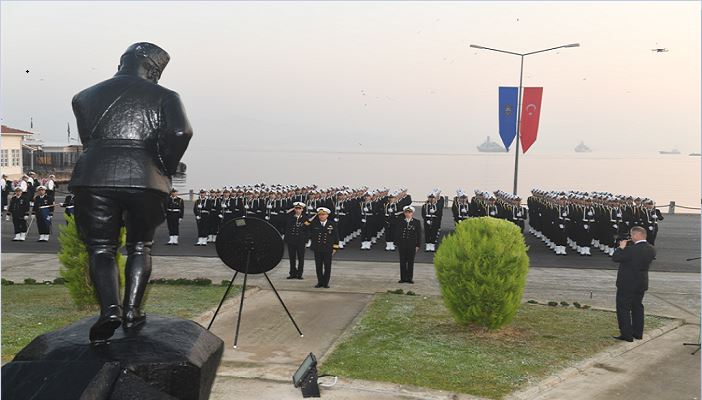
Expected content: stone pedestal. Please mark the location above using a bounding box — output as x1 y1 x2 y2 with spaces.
2 315 223 400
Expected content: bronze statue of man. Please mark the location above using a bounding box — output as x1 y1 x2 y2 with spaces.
69 43 192 343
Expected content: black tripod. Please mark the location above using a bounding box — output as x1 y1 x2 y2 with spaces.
207 244 303 348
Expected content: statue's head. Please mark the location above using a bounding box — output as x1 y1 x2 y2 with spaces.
118 42 170 83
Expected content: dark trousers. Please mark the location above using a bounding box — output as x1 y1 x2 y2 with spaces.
287 242 305 277
314 251 332 286
361 219 374 241
398 245 416 282
196 215 209 237
424 221 440 243
36 210 51 235
616 289 646 339
13 217 27 234
166 214 180 235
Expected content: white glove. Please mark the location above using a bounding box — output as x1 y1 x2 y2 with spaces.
47 216 52 221
427 220 432 225
5 215 9 221
179 218 182 223
218 214 223 218
196 216 201 220
24 215 28 220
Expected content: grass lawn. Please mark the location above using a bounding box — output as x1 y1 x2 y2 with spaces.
1 284 237 361
322 293 668 399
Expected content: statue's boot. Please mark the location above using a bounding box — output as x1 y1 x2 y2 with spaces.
88 245 122 343
123 241 152 329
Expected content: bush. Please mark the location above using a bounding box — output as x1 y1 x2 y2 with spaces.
527 299 539 304
560 301 570 307
23 278 37 285
2 278 14 285
434 217 529 330
573 302 582 309
548 301 558 307
58 215 126 308
53 277 66 285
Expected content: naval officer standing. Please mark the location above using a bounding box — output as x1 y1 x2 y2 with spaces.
306 207 339 288
396 205 422 284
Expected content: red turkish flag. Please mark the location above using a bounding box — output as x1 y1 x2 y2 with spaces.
519 87 543 153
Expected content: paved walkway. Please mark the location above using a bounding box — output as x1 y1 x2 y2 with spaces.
2 253 700 399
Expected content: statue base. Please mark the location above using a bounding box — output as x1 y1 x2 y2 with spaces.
2 315 223 400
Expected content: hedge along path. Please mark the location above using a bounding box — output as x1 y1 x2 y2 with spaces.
434 217 529 330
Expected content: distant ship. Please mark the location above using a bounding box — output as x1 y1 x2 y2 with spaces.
477 136 507 153
574 141 592 153
659 149 681 155
690 153 701 157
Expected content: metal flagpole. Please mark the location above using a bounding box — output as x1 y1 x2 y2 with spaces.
513 55 525 196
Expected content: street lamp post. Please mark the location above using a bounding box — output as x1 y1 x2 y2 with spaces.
470 43 579 196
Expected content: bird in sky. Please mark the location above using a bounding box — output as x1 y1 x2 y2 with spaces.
651 48 669 53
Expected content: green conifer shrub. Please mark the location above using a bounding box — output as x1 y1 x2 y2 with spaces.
58 215 126 308
434 217 529 330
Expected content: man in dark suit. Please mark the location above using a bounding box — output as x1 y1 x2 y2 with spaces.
611 226 656 342
395 206 422 284
69 42 192 343
306 207 339 288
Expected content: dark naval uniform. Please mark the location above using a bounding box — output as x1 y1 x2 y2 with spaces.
61 193 75 220
8 193 30 239
165 194 185 244
307 218 340 288
194 195 211 245
284 212 310 279
395 217 422 283
33 193 54 240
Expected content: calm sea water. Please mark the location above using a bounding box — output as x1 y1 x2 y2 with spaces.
174 151 701 213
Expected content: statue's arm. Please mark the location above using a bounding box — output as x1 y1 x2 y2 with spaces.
159 92 193 176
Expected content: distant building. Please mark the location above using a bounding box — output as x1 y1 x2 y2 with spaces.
1 125 33 179
31 143 83 170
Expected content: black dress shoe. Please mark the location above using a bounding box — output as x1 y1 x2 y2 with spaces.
286 275 295 279
407 280 414 284
398 280 405 283
90 305 123 344
314 284 322 288
296 276 303 280
124 306 146 329
612 335 633 342
633 335 643 340
323 285 330 288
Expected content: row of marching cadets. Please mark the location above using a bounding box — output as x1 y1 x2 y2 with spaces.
527 189 665 256
5 185 55 242
465 190 527 230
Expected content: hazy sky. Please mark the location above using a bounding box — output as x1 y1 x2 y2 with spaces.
1 1 700 154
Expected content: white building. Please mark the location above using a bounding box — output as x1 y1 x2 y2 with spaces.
1 125 33 179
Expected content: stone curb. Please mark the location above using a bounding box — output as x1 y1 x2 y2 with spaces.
506 319 685 400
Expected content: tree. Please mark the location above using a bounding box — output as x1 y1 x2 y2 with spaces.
58 215 126 308
434 217 529 330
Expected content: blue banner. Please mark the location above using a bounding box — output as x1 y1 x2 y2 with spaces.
498 87 519 150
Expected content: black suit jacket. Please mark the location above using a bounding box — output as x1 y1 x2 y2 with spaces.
612 241 656 292
395 218 422 248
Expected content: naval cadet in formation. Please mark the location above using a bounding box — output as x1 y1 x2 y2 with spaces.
305 207 340 288
421 190 443 252
383 189 412 251
7 187 30 241
193 189 211 246
451 190 471 224
165 188 184 245
396 205 422 284
32 185 54 242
